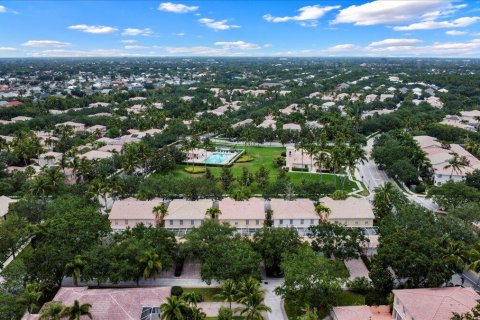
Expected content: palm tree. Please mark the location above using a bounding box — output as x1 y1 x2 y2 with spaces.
183 291 203 307
237 277 261 301
215 279 238 311
153 203 168 227
64 255 86 286
304 143 318 172
235 291 271 320
160 296 189 320
205 207 222 220
22 282 42 314
39 301 65 320
138 250 162 280
189 305 207 320
373 182 398 220
62 300 93 320
444 152 470 179
314 203 331 223
183 136 201 170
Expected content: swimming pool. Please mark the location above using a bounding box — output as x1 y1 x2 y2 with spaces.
204 152 235 164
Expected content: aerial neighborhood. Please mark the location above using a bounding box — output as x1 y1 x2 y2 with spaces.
1 1 480 320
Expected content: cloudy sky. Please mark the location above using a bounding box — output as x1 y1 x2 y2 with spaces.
1 0 480 57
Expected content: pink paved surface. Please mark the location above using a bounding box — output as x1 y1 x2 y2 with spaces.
36 286 170 320
344 258 370 281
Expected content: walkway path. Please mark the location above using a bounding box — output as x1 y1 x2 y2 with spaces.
344 258 370 281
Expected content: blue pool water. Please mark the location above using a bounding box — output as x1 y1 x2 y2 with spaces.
204 152 234 164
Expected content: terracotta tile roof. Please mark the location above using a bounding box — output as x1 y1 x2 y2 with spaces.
165 199 212 220
270 198 317 219
109 197 163 220
320 197 374 220
393 287 479 320
218 197 266 220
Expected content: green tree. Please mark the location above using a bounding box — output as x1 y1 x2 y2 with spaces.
253 227 302 276
451 303 480 320
21 282 42 314
64 255 86 286
138 250 162 280
255 166 270 190
215 279 238 311
236 291 271 320
205 207 221 220
220 167 235 191
39 301 65 320
153 204 169 227
160 296 189 320
314 203 331 223
444 152 470 179
372 182 404 221
428 181 480 209
63 300 93 320
0 214 29 259
275 246 344 313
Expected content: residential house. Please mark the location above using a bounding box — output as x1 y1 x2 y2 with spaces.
0 195 17 220
392 287 479 320
285 146 323 172
218 197 266 235
270 198 319 236
80 150 113 161
109 198 163 231
55 121 86 133
38 151 62 167
165 199 212 235
232 118 253 129
282 123 301 131
320 197 375 227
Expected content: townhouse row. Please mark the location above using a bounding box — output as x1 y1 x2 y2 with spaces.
108 196 375 236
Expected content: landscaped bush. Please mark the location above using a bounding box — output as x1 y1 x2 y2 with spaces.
274 156 286 167
360 254 371 270
171 286 183 297
183 166 206 174
331 190 348 200
347 277 373 294
414 183 426 193
236 155 254 163
217 306 233 320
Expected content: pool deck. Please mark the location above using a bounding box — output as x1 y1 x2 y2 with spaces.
185 149 244 166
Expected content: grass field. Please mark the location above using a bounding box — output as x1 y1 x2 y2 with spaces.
182 287 223 302
174 146 357 193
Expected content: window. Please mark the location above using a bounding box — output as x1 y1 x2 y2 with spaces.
256 219 259 225
279 219 283 225
246 220 249 225
355 220 359 225
290 219 293 225
310 219 314 225
125 219 129 225
180 220 183 226
300 219 304 225
191 220 194 226
114 220 118 225
344 219 348 226
235 220 239 226
365 220 369 225
169 220 173 226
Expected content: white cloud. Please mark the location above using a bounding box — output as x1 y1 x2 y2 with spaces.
21 40 70 47
333 0 449 25
125 45 148 50
121 28 153 36
394 16 480 31
164 46 228 55
263 5 340 23
214 41 261 50
68 24 118 34
0 47 17 51
198 18 240 31
0 5 6 13
446 30 468 36
326 44 358 52
368 38 423 47
29 49 150 57
121 40 137 44
158 2 198 13
176 32 185 36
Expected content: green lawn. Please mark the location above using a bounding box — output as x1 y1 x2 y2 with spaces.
183 287 223 302
285 290 366 320
174 146 357 193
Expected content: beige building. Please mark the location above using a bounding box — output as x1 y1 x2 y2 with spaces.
109 198 163 231
218 197 266 235
165 199 212 235
320 197 375 227
269 198 319 236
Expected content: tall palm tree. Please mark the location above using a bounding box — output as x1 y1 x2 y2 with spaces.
205 207 222 220
304 143 318 173
22 282 42 314
237 277 261 301
183 291 203 307
153 203 168 227
64 255 86 286
39 301 65 320
314 150 330 181
444 152 470 179
189 305 207 320
236 291 271 320
62 300 93 320
138 250 162 280
215 279 238 311
161 296 189 320
314 203 331 223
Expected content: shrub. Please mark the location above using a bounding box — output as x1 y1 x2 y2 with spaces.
347 277 373 294
217 306 233 320
236 155 254 163
414 183 426 193
171 286 183 297
184 167 206 174
331 190 348 200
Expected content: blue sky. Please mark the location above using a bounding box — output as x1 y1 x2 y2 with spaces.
1 0 480 57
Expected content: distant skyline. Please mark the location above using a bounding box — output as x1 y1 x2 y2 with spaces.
1 0 480 58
